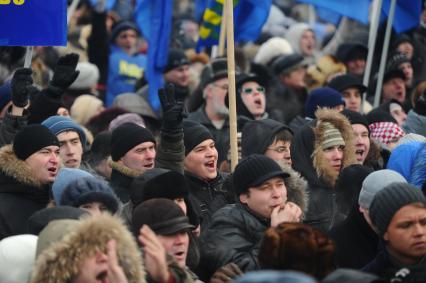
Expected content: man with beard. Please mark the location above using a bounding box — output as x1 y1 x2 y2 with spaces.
187 58 231 164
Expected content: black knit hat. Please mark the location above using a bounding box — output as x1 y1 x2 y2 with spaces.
327 74 367 93
241 119 293 158
387 52 410 71
366 108 397 124
233 154 290 196
370 182 426 236
13 125 60 161
200 57 228 89
164 48 190 73
335 43 367 63
132 198 195 236
110 20 139 43
130 168 188 206
60 176 120 214
110 122 156 161
183 120 214 155
341 109 370 133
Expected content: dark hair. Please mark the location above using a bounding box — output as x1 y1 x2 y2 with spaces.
272 129 293 144
258 222 335 280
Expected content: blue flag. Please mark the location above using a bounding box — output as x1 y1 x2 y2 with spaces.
197 0 272 50
134 0 173 114
381 0 421 33
88 0 117 10
0 0 67 46
297 0 370 24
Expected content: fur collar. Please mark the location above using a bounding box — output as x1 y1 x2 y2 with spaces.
0 145 43 188
312 109 357 188
108 157 141 178
31 214 146 283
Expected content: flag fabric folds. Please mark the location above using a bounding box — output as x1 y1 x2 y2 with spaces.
88 0 117 10
134 0 173 114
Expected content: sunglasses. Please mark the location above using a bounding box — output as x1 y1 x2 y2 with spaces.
242 86 265 94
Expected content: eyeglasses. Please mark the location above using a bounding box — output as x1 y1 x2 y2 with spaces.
242 86 265 95
212 83 229 91
266 146 290 153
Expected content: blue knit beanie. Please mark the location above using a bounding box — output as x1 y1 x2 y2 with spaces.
52 168 93 204
60 176 119 214
42 115 87 147
305 87 345 119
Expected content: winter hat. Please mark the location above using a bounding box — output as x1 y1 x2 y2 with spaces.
233 154 290 196
0 234 38 283
130 168 188 206
387 52 411 71
285 23 313 54
183 120 214 155
164 48 190 73
42 115 87 147
88 131 111 163
253 37 293 66
358 169 407 209
241 119 293 158
132 198 195 236
320 122 345 149
322 269 380 283
35 219 79 257
366 108 397 124
13 124 60 161
327 74 367 93
60 176 119 213
382 68 405 84
110 20 139 43
233 271 316 283
52 168 93 204
109 113 146 131
370 182 426 236
70 94 104 126
341 109 370 133
335 43 367 63
27 206 88 235
369 121 405 145
272 53 307 76
110 122 156 161
69 62 100 90
200 57 229 89
305 87 345 119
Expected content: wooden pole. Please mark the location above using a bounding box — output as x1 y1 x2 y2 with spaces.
218 2 227 57
225 0 238 171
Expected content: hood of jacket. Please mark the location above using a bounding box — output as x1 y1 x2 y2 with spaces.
31 214 146 283
312 109 357 187
403 109 426 136
0 145 44 189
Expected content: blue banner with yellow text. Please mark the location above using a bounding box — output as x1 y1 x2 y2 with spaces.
0 0 67 46
197 0 272 51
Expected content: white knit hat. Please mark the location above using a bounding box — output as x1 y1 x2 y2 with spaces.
0 234 38 283
254 37 293 66
69 62 100 90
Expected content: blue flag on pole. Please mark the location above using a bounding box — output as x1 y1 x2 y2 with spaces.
197 0 272 50
88 0 117 10
381 0 421 33
134 0 173 114
0 0 67 46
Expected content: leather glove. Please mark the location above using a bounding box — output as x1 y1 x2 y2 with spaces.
210 263 243 283
159 83 186 133
11 68 38 108
47 53 80 98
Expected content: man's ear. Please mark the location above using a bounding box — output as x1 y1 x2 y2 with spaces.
239 192 249 204
383 231 389 241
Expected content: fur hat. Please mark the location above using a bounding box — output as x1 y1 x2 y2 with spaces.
272 53 308 76
370 182 426 236
200 57 229 89
327 74 367 93
233 154 290 196
110 122 156 161
13 124 60 161
253 37 293 66
70 94 104 126
183 120 214 155
0 234 38 283
69 62 100 90
305 55 347 91
31 214 145 283
132 198 195 236
60 176 119 214
259 223 335 280
305 87 345 119
42 115 87 147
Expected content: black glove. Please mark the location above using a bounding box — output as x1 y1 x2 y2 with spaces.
159 83 186 133
47 53 80 98
11 68 38 108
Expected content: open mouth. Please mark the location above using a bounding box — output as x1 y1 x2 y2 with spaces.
205 160 216 170
144 163 154 168
355 149 364 159
48 166 57 174
254 98 262 106
96 270 108 283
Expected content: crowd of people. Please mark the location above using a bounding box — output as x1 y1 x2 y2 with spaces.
1 0 426 282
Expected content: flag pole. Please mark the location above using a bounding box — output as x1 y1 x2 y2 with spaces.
373 0 396 108
361 0 383 113
23 46 33 68
218 2 227 57
225 0 238 171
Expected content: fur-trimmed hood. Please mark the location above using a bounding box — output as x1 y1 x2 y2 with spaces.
0 145 44 188
312 108 357 187
277 161 309 216
108 157 141 178
31 214 146 283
